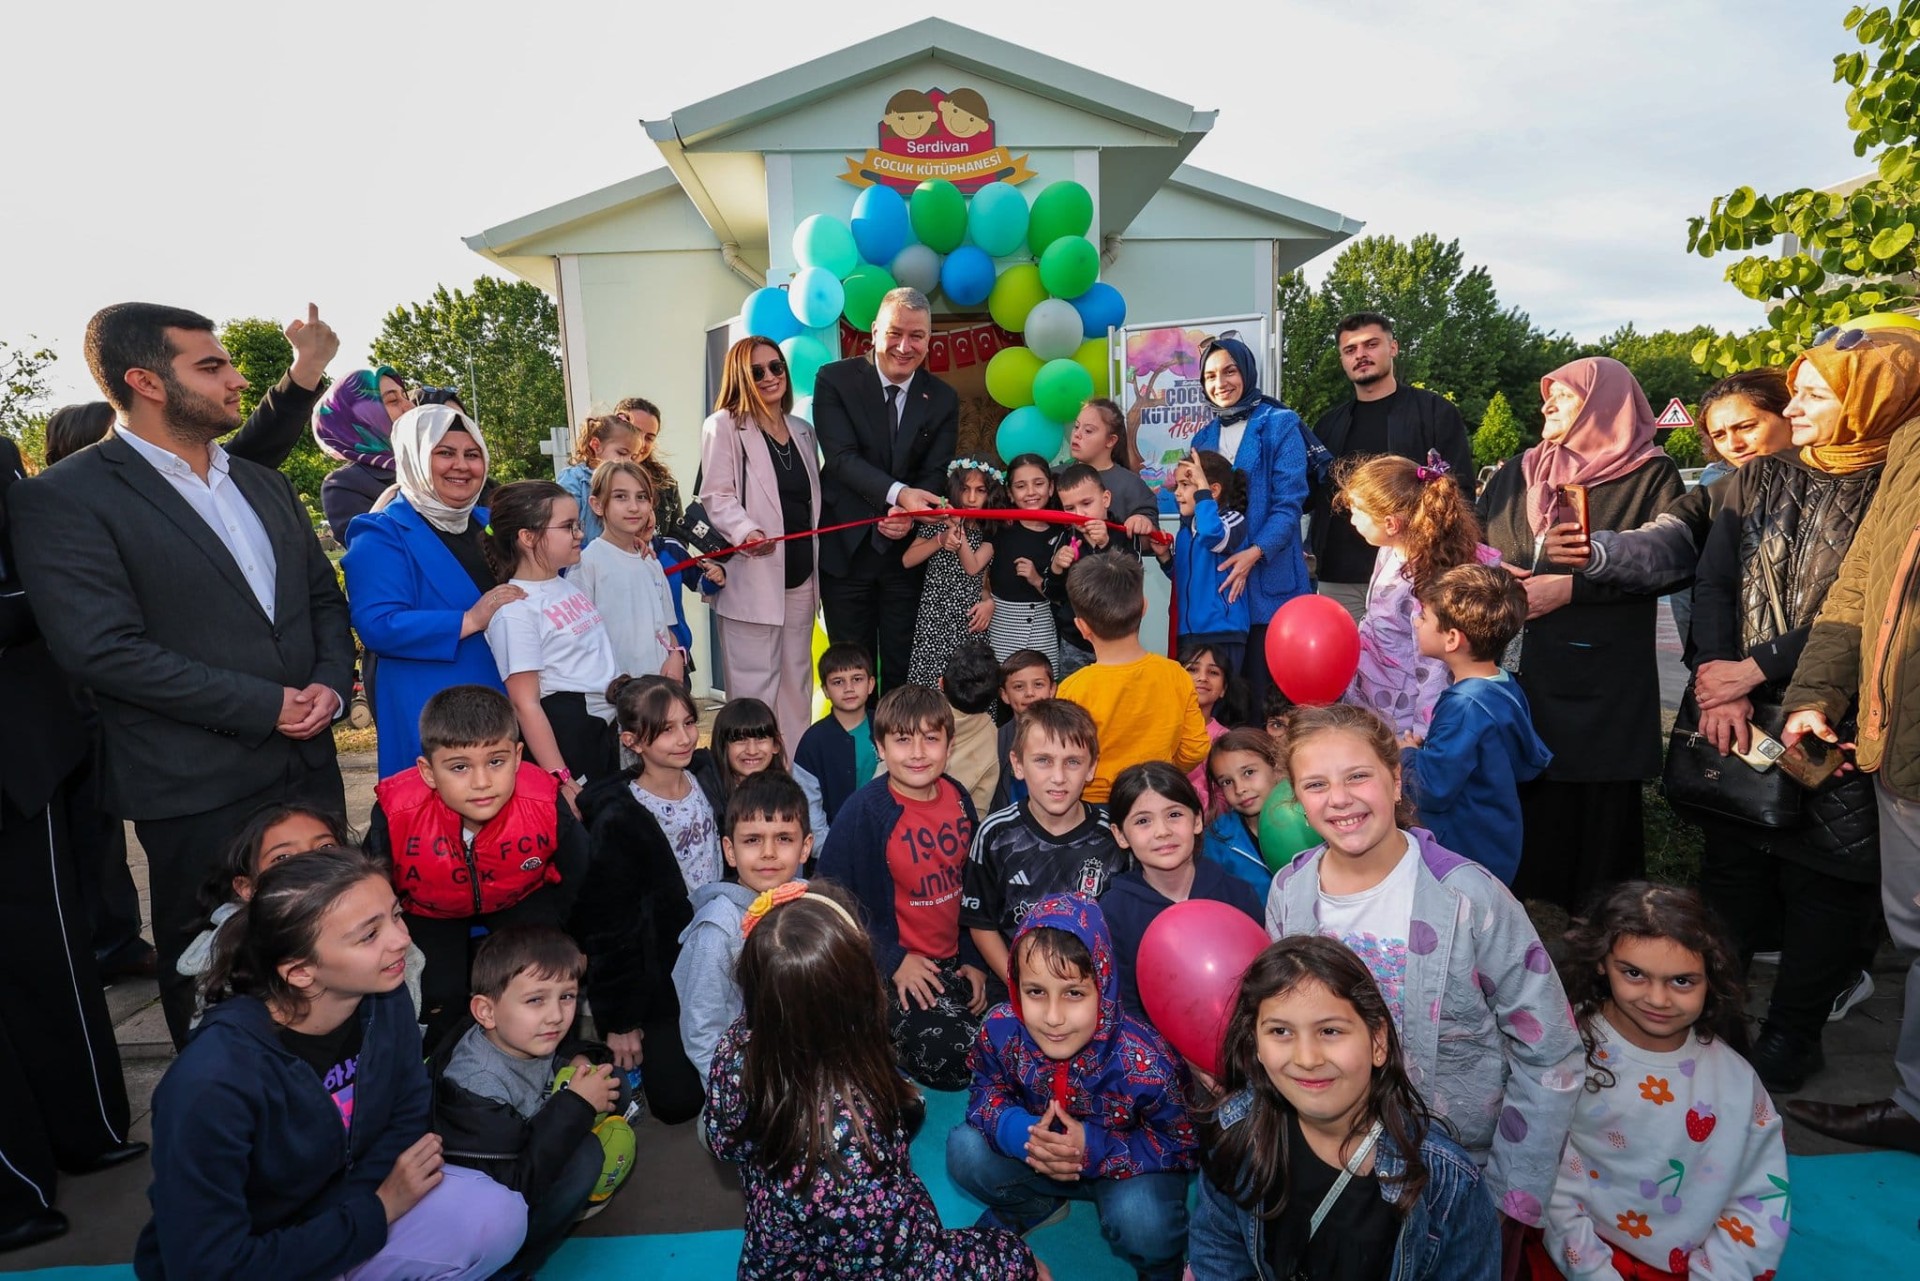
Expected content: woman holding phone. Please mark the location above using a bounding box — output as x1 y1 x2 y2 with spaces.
1687 326 1918 1093
1477 356 1684 912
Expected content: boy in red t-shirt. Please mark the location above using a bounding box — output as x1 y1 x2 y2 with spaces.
817 685 990 1090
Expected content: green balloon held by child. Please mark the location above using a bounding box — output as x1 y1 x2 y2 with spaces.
1258 780 1319 872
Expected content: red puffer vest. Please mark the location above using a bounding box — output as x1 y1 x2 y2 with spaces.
376 763 563 918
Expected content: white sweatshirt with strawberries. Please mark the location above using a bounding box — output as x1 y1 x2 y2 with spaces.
1545 1014 1790 1279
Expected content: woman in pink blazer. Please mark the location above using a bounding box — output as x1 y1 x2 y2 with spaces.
697 336 823 750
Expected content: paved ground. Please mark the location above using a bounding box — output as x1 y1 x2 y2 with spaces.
6 606 1910 1272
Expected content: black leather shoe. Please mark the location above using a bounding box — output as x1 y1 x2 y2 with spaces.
63 1140 148 1175
0 1209 68 1254
1784 1096 1920 1154
1747 1026 1824 1094
96 938 158 982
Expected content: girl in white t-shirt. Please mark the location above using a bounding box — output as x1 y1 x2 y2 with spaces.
1264 702 1583 1239
575 460 687 684
483 480 621 811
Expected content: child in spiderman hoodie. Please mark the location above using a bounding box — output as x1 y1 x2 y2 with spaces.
946 893 1197 1280
366 685 590 1046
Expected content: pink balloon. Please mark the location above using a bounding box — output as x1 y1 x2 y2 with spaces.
1265 594 1362 705
1136 901 1271 1077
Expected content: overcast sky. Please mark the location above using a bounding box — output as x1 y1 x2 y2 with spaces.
3 1 1862 405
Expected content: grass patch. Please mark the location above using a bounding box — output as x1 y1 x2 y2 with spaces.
1643 779 1703 886
334 723 377 755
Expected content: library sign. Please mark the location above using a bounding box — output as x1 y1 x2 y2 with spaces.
840 86 1036 193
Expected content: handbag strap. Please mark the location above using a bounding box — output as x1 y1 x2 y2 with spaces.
1308 1121 1384 1239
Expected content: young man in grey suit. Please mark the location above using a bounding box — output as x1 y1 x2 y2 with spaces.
812 287 959 691
11 303 355 1047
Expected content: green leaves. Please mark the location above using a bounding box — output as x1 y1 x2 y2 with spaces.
1870 222 1917 257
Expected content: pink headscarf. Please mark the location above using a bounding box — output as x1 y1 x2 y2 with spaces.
1520 356 1665 534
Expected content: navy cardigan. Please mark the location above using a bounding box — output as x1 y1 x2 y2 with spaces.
816 774 982 977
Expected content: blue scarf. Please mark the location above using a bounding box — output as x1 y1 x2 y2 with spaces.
1199 336 1265 424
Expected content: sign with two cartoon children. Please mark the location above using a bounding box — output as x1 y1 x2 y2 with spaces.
840 86 1036 192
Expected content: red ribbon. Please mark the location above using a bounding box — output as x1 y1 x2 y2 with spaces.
661 507 1171 576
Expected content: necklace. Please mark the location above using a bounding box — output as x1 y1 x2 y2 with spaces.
763 428 795 471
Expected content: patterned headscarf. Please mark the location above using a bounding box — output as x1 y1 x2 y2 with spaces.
312 366 403 470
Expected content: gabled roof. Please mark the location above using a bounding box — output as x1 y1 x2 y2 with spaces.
1163 166 1363 238
643 18 1214 151
463 169 686 256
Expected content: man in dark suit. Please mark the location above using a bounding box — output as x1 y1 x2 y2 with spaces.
11 303 355 1046
813 287 958 691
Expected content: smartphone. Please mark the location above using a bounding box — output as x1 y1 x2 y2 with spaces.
1733 724 1786 772
1555 482 1591 539
1778 734 1844 789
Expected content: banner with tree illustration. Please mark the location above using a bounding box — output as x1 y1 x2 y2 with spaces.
1119 314 1272 511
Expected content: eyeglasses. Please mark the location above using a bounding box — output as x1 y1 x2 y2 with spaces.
751 359 788 380
1812 326 1869 350
544 521 584 535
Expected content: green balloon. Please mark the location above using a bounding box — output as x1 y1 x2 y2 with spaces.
1073 338 1112 398
1038 235 1099 299
1258 780 1320 873
1028 180 1094 255
840 263 896 330
988 263 1049 332
985 346 1043 408
910 180 968 253
1032 358 1095 423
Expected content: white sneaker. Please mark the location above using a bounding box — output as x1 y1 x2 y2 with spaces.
1828 970 1875 1023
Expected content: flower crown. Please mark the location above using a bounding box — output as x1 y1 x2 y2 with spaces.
740 882 859 938
1414 449 1451 482
947 457 1006 485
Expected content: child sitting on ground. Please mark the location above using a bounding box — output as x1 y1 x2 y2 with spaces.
962 699 1126 988
1100 762 1262 1019
706 886 1047 1281
366 684 588 1045
944 639 1004 818
948 894 1197 1281
1202 728 1288 897
672 770 816 1089
793 642 879 843
1400 564 1552 887
431 926 625 1275
990 648 1055 811
819 685 990 1091
1057 553 1211 804
1541 883 1789 1281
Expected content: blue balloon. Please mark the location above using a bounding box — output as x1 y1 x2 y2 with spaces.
743 286 803 343
789 267 845 330
851 186 911 266
1070 282 1127 339
941 246 997 307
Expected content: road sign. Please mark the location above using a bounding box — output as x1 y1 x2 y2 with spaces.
1656 398 1693 428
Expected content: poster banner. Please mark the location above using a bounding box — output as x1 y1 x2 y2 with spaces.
839 86 1036 193
1119 314 1270 512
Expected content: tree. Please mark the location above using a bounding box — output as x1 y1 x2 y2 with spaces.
220 317 332 513
1664 425 1705 468
372 277 565 480
1688 4 1920 371
1 337 56 467
1472 391 1527 469
1593 324 1720 411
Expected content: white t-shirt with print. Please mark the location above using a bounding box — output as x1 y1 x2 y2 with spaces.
574 539 678 682
485 576 621 720
632 778 721 893
1316 831 1419 1028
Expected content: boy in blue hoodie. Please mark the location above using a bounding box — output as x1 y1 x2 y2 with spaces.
946 894 1196 1281
1401 563 1552 885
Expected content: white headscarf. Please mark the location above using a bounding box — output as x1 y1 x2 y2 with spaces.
389 405 490 533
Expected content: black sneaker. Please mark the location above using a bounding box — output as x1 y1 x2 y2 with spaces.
1748 1025 1825 1094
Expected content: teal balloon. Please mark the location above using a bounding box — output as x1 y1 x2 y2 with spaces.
996 405 1065 463
840 263 896 330
742 287 802 344
1258 781 1320 872
850 186 910 265
788 267 845 330
793 214 858 277
968 181 1030 257
779 334 832 397
1032 358 1095 423
1024 298 1085 362
1028 181 1094 255
910 180 968 253
1038 235 1099 299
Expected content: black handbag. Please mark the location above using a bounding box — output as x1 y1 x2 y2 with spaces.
677 426 747 564
1662 688 1804 829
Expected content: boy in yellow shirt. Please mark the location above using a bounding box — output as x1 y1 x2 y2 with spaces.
1056 553 1211 803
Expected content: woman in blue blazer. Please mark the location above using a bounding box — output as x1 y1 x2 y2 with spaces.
1191 336 1311 707
342 406 519 776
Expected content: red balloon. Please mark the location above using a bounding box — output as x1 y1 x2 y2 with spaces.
1265 594 1362 705
1136 901 1271 1077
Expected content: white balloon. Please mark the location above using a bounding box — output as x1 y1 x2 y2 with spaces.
1024 299 1084 362
890 243 944 297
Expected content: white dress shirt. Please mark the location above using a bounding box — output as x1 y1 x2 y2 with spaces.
117 425 278 621
877 365 915 507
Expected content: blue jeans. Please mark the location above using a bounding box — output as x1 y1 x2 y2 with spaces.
945 1122 1188 1280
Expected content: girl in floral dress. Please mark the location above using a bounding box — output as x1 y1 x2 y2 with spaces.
907 459 1003 689
704 884 1046 1281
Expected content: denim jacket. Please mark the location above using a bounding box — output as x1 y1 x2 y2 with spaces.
1188 1088 1499 1281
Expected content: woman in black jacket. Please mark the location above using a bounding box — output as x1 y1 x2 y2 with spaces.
1478 357 1685 911
1685 327 1920 1091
